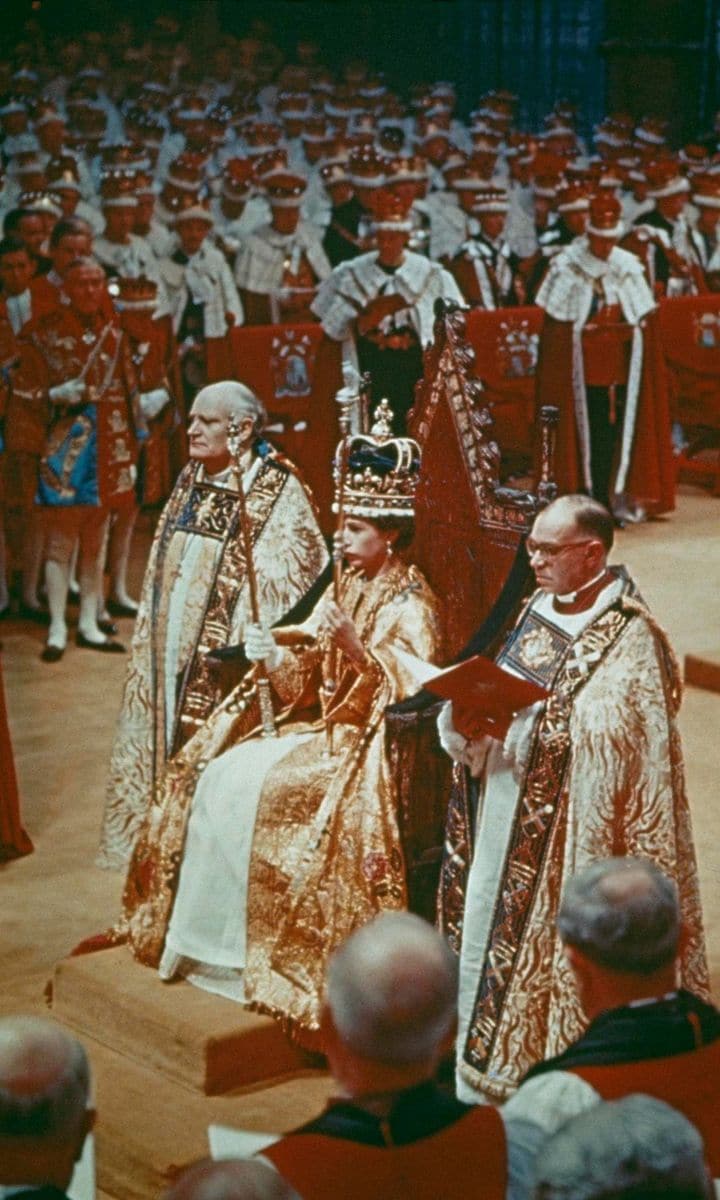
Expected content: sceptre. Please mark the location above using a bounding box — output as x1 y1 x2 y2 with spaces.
332 361 361 596
227 417 277 738
323 361 360 756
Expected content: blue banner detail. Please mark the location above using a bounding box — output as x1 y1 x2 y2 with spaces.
37 406 100 507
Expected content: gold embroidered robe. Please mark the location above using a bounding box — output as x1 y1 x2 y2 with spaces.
119 558 442 1042
98 450 328 869
440 571 709 1102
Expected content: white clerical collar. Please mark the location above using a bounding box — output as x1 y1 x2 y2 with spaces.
205 465 234 484
205 455 261 492
627 990 679 1009
556 568 609 605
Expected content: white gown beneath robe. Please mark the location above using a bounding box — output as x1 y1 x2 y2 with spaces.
159 730 312 1000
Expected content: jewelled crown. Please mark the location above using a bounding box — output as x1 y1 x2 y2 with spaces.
333 399 421 520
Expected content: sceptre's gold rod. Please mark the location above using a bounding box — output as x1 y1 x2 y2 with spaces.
324 425 351 757
359 370 372 439
227 420 277 738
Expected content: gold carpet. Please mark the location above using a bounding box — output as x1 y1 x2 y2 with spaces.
1 486 718 1196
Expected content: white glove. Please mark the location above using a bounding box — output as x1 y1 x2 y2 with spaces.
139 387 171 420
437 701 491 778
436 702 469 762
244 623 283 671
49 378 86 405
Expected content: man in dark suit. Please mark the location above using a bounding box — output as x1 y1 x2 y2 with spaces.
0 1015 94 1199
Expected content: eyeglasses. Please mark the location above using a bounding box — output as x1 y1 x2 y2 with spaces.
526 538 596 560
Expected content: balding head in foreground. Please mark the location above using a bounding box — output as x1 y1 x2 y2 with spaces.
259 912 511 1199
323 911 458 1090
559 856 680 973
533 1093 713 1200
0 1015 94 1192
558 857 681 1019
164 1157 301 1200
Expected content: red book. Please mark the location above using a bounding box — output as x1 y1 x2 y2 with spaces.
396 650 549 741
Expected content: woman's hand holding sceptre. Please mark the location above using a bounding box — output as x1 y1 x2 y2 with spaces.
321 601 365 666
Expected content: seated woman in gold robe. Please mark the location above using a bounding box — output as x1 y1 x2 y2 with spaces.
119 408 442 1046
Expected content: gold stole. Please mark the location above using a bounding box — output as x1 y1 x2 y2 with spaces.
462 597 636 1077
148 459 288 765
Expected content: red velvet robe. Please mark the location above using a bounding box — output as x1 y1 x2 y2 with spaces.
265 1105 507 1200
569 1039 720 1176
0 656 32 860
535 310 675 515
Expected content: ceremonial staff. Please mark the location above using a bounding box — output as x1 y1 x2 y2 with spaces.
227 417 277 738
323 362 361 756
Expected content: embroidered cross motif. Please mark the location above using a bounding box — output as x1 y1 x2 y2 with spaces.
463 602 634 1078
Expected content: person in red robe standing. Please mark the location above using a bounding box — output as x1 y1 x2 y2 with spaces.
534 192 674 522
0 653 32 860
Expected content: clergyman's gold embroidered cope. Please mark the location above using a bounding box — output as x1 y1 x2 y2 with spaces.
99 451 328 868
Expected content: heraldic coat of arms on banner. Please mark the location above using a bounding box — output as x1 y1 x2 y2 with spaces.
496 318 540 379
270 330 317 399
693 311 720 349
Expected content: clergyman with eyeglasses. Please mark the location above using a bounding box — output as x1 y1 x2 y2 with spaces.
436 492 709 1106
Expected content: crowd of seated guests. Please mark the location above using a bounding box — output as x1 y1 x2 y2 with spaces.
2 857 717 1199
0 15 718 626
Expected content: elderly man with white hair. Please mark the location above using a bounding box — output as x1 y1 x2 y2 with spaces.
97 379 328 870
532 1094 713 1200
0 1015 95 1199
257 912 544 1200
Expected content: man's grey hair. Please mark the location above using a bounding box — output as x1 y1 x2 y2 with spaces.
0 1016 90 1140
557 858 680 975
533 1094 711 1200
163 1157 301 1200
326 911 458 1067
193 381 267 436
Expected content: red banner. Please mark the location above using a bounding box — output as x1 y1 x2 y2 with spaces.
213 323 343 532
658 294 720 377
462 307 543 455
0 658 32 860
658 295 720 431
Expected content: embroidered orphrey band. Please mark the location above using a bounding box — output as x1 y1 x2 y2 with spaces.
463 603 634 1075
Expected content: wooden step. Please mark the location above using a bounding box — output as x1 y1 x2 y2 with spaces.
53 947 315 1095
685 653 720 695
84 1033 331 1199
